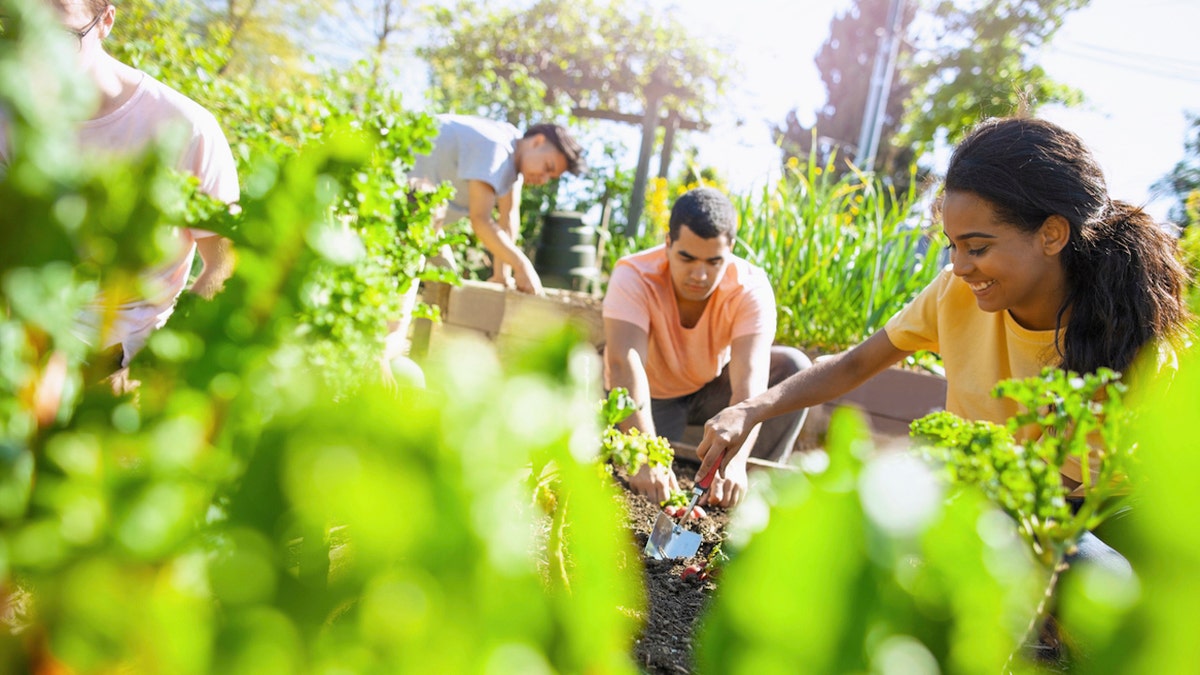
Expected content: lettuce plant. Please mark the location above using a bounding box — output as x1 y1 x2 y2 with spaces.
910 367 1134 664
910 367 1132 569
598 387 674 476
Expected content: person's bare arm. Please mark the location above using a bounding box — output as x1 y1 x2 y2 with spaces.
490 186 522 285
605 317 679 502
695 329 910 481
704 331 772 507
190 234 235 299
467 180 542 294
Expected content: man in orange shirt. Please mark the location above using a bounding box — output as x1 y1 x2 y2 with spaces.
603 187 810 508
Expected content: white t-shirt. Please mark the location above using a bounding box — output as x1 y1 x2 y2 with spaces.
3 72 240 364
409 114 522 221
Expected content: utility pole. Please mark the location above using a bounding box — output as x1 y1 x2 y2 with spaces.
856 0 905 172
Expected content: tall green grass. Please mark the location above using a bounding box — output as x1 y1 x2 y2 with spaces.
733 156 944 353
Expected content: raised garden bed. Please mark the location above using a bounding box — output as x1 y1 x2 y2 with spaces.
413 280 605 358
416 281 947 443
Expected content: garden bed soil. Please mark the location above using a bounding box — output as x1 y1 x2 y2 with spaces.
611 460 732 675
611 459 1071 675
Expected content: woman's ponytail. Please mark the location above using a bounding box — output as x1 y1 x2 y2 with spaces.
1059 201 1188 374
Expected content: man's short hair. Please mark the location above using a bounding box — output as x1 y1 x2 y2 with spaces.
524 123 586 175
668 187 736 241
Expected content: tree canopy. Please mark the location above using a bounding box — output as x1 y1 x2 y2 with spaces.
778 0 1090 180
419 0 730 128
902 0 1090 152
1156 112 1200 226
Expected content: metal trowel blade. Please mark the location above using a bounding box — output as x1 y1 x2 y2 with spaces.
643 510 702 560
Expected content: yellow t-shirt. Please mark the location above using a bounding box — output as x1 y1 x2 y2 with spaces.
883 267 1108 493
885 266 1061 429
888 266 1178 497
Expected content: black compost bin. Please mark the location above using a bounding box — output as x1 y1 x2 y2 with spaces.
534 211 600 292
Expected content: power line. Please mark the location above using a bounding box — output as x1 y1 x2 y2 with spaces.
1064 41 1200 71
1054 42 1200 76
1136 0 1199 8
1054 50 1200 83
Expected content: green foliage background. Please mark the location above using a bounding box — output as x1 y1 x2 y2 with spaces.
5 1 1200 674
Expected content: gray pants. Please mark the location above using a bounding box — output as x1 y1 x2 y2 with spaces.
650 345 811 463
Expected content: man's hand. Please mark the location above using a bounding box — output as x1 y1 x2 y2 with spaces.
512 254 544 295
486 271 513 288
628 463 679 504
106 366 141 398
191 235 235 299
704 457 748 508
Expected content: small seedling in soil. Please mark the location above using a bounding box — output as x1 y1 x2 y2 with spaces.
679 540 729 583
661 491 706 521
599 388 675 476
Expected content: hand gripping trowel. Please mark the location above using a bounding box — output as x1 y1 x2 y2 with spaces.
643 453 723 560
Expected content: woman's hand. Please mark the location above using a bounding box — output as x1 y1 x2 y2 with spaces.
694 404 754 492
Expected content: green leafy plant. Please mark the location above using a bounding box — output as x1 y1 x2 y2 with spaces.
910 367 1134 666
697 408 1040 674
911 367 1132 569
597 387 674 476
661 491 691 509
733 155 943 353
1 3 643 671
1176 192 1200 319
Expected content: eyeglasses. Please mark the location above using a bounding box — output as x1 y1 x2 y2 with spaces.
65 11 104 51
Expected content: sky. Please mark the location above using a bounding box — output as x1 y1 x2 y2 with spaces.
362 0 1200 222
641 0 1200 222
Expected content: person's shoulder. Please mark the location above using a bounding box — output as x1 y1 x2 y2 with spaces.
615 245 667 275
607 246 667 293
136 74 224 132
723 254 770 291
441 115 518 140
929 264 962 300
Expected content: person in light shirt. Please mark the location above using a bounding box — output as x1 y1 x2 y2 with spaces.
0 0 240 393
409 114 586 295
603 187 812 508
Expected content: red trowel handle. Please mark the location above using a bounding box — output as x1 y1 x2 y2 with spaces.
677 450 725 526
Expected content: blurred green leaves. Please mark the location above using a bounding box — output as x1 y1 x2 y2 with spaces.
912 368 1132 569
697 408 1039 674
1 0 642 671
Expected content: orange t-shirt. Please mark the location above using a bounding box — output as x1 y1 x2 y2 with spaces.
602 245 776 399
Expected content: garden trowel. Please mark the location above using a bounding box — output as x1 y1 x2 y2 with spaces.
643 452 723 560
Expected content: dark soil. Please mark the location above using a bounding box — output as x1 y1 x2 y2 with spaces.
610 460 732 675
609 459 1072 675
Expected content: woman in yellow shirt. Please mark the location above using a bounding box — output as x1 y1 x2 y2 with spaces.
695 117 1190 573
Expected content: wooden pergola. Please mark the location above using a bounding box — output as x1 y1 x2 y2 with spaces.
543 68 709 238
572 105 708 237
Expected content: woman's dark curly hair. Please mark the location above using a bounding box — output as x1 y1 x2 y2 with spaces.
945 117 1190 375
